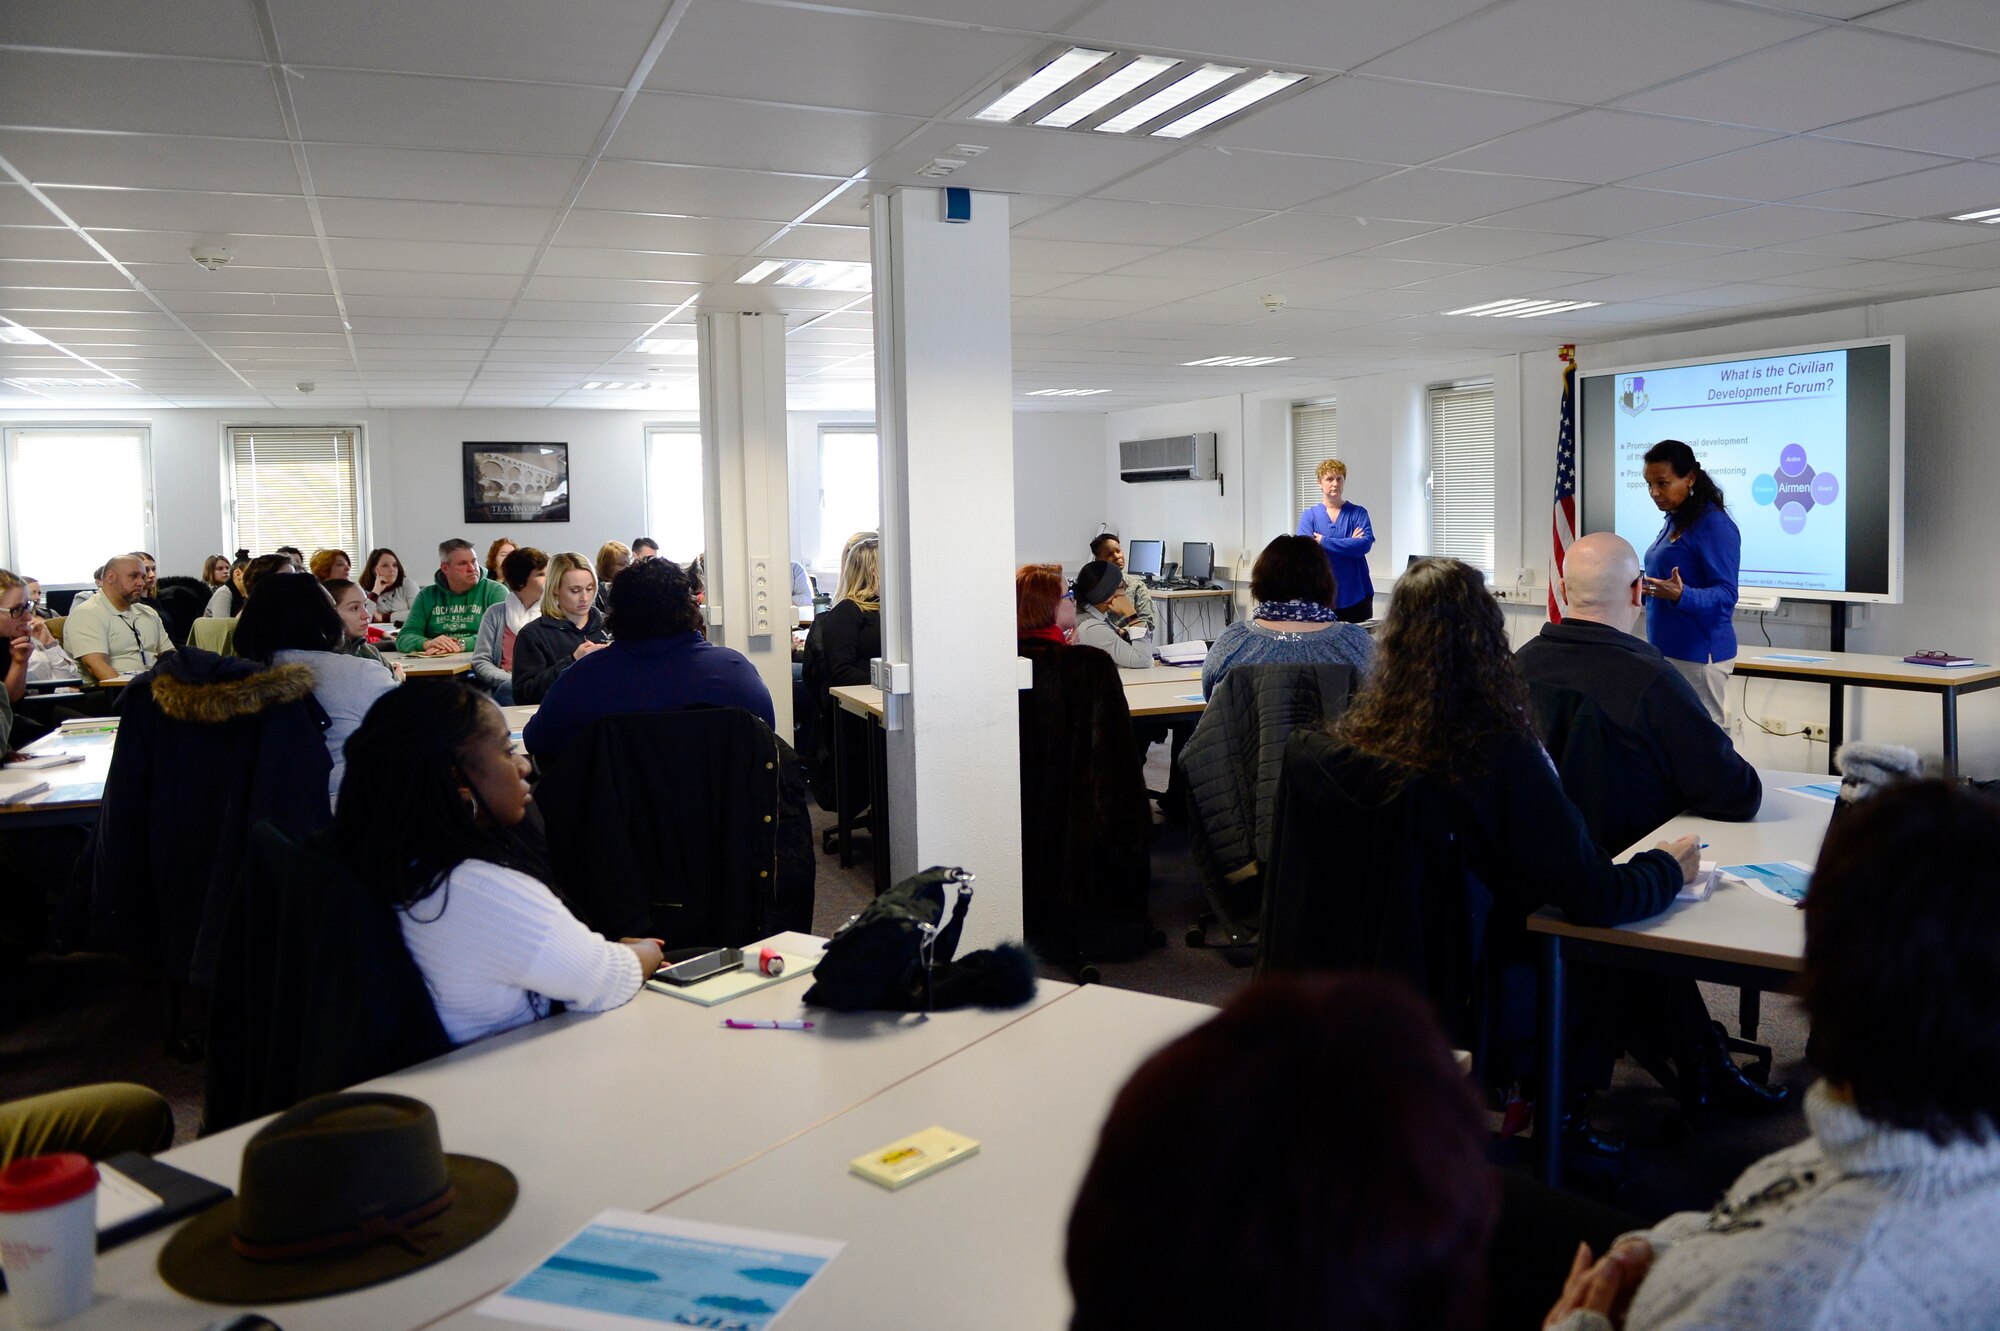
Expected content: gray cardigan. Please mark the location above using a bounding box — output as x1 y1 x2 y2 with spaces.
1554 1081 2000 1331
471 597 534 698
1073 605 1152 670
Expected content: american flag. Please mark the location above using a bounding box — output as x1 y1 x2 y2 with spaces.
1549 344 1577 622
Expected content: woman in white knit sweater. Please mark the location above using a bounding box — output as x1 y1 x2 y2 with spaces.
335 679 663 1045
1546 778 2000 1331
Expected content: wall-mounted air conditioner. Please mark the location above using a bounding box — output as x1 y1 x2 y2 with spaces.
1118 433 1216 483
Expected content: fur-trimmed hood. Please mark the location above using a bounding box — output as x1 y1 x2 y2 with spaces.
148 651 317 724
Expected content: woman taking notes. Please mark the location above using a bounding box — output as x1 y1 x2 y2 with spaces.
1640 440 1738 726
1295 458 1375 623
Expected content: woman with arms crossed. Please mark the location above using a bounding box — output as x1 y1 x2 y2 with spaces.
1295 458 1375 623
1639 440 1738 727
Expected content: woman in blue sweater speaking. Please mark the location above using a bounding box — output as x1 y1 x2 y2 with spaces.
1640 439 1739 726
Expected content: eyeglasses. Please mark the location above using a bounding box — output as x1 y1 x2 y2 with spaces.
0 603 32 619
1911 649 1958 660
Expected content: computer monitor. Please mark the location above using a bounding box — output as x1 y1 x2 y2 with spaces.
1125 539 1164 580
1180 541 1214 583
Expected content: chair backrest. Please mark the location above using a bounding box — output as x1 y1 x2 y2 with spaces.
535 707 815 946
204 822 450 1134
152 578 207 646
188 616 238 656
1527 679 1656 856
1015 640 1152 940
1183 662 1354 891
45 614 63 646
1257 730 1486 1047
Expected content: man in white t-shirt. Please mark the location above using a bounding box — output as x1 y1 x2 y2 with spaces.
64 554 173 683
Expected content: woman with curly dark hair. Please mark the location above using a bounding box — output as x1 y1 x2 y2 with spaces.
1283 558 1698 1146
1640 439 1739 725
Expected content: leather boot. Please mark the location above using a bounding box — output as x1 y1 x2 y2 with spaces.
1678 1019 1792 1128
1558 1093 1628 1160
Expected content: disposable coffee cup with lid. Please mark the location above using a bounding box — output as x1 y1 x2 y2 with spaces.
0 1153 99 1326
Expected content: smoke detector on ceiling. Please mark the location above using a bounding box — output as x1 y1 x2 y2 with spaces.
295 381 315 394
190 245 232 272
916 158 966 178
1260 294 1286 314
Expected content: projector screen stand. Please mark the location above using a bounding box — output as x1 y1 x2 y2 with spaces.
1826 601 1848 774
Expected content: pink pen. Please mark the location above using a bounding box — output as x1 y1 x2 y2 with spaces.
722 1019 814 1030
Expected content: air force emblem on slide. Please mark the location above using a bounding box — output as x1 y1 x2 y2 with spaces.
1619 375 1649 416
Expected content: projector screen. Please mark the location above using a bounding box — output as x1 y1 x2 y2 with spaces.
1578 336 1903 604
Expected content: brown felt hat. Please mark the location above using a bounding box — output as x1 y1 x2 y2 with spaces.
158 1092 516 1305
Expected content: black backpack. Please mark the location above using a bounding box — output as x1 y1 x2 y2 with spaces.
804 867 1036 1013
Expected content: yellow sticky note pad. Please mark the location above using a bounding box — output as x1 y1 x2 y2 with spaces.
849 1126 980 1190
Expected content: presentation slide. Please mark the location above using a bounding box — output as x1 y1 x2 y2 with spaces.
1608 350 1848 593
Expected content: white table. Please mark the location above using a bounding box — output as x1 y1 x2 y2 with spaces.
0 723 118 827
383 650 476 678
49 933 1094 1330
1733 650 2000 778
1527 768 1832 1184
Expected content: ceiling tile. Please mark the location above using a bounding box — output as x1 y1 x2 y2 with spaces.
342 295 514 319
0 259 123 289
1637 203 1884 247
522 275 700 304
1039 273 1239 304
647 4 1037 118
1812 83 2000 159
1357 0 1818 103
1206 78 1571 165
1358 225 1597 265
1011 238 1168 272
1858 0 2000 54
317 197 558 245
338 270 524 299
1441 110 1783 184
325 238 538 274
613 94 923 177
127 264 333 294
1063 0 1514 72
1111 248 1315 282
1508 237 1719 273
49 189 313 238
1762 258 1971 289
1769 218 1998 258
1098 148 1392 211
92 230 329 268
869 123 1177 197
1887 235 2000 268
578 161 839 221
1013 198 1267 245
270 0 666 81
1790 160 2000 218
303 147 585 208
1621 136 1950 203
1639 248 1839 283
555 210 784 254
3 0 265 60
1294 169 1585 224
291 71 620 156
539 248 740 282
1475 186 1748 235
1188 212 1442 254
1618 28 2000 133
809 0 1080 25
0 131 303 195
764 223 870 262
0 52 284 137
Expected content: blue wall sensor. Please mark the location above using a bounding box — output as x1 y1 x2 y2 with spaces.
942 187 972 223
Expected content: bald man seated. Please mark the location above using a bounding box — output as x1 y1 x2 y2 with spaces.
1518 533 1759 854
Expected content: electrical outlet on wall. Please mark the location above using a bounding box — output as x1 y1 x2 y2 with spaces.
1806 723 1829 742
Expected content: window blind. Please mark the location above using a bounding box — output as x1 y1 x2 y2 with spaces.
1290 400 1339 522
228 427 362 559
1427 384 1496 574
644 427 705 565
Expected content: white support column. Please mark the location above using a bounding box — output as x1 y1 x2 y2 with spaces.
872 186 1023 950
698 310 793 738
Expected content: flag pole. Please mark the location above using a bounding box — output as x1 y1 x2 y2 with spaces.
1549 344 1577 622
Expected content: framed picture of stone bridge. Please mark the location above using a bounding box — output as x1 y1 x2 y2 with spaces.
463 442 570 524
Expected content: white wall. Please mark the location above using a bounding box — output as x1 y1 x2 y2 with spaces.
1097 284 2000 777
3 404 1086 591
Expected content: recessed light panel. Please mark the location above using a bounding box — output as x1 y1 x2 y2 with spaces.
0 324 49 345
972 44 1315 139
638 339 697 355
1026 388 1112 396
1948 206 2000 224
737 259 871 293
1445 298 1603 319
1184 355 1295 367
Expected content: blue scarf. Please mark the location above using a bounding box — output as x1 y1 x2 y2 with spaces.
1254 599 1342 623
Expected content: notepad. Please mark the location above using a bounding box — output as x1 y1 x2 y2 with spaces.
850 1126 980 1191
5 752 83 771
1678 860 1718 902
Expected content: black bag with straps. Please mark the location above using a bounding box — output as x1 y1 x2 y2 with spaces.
803 866 1036 1013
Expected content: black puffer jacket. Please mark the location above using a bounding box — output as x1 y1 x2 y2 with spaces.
1181 662 1355 930
68 648 333 986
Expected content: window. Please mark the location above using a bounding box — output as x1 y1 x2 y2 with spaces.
817 426 879 569
1427 383 1497 574
3 426 154 585
1290 399 1338 521
644 426 705 564
227 427 362 560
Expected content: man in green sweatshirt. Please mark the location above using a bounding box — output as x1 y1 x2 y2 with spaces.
397 538 507 655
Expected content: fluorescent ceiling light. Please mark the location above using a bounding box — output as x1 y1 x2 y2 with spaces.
638 339 697 355
1037 55 1180 128
1949 206 2000 224
1183 355 1294 367
580 381 650 390
975 48 1113 122
0 324 49 345
5 376 124 388
1152 71 1306 138
1026 388 1111 396
739 259 872 293
1097 64 1243 135
1446 298 1601 319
